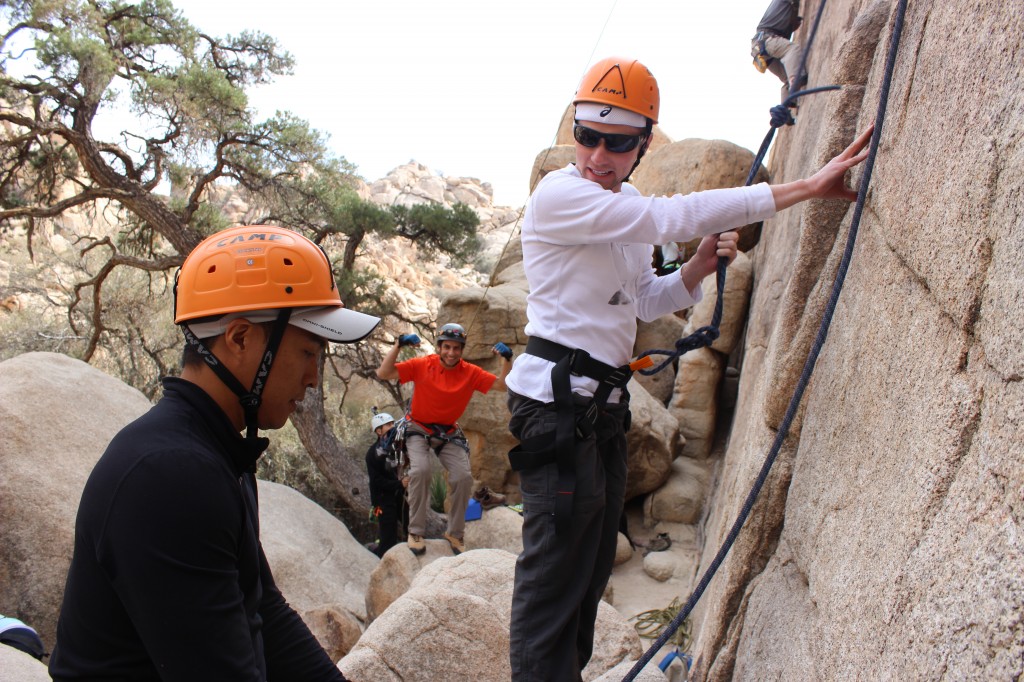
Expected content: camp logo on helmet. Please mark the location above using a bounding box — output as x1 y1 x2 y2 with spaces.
590 64 627 99
215 232 289 248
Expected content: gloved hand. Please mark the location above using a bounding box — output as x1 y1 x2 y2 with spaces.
397 333 421 347
493 342 513 360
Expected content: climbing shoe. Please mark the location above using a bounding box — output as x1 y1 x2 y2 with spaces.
407 533 426 556
472 486 506 510
443 532 466 555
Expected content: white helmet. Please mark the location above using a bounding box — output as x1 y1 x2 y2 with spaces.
371 412 395 431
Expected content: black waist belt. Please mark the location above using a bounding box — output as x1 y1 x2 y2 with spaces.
525 337 619 381
520 337 635 535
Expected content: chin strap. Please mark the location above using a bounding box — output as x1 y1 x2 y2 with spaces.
182 308 293 443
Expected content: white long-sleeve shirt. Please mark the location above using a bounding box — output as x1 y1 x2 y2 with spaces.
505 164 776 403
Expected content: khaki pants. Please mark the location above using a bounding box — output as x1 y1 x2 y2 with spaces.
404 424 472 539
752 33 804 101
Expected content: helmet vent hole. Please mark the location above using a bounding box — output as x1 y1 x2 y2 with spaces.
207 265 216 273
285 286 294 294
283 258 294 266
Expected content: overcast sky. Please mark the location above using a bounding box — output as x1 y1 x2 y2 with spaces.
166 0 789 207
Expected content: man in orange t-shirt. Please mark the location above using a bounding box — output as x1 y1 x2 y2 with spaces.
376 323 512 555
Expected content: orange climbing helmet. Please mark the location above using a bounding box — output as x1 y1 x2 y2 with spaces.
174 225 379 343
573 56 660 124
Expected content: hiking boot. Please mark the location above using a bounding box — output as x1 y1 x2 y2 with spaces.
473 486 506 510
443 532 466 555
407 533 426 555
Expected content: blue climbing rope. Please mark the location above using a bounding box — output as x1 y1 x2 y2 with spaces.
621 0 908 678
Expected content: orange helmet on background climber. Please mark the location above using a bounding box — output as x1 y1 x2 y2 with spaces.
175 224 379 343
573 56 660 125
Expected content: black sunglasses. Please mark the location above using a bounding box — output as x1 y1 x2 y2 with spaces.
573 124 646 154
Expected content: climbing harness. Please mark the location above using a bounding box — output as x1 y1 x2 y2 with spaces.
621 0 908 677
405 417 470 454
751 30 772 73
507 337 652 535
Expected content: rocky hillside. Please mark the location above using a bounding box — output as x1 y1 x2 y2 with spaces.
204 161 523 327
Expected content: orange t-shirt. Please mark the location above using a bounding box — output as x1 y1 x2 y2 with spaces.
395 355 496 425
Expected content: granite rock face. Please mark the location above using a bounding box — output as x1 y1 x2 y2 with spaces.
688 1 1024 679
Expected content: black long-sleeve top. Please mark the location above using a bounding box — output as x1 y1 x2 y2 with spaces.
757 0 801 38
49 377 346 681
365 440 404 509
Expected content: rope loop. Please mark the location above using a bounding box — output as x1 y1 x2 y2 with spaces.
636 324 721 376
770 103 797 128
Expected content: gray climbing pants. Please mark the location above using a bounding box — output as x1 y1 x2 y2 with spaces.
507 391 629 682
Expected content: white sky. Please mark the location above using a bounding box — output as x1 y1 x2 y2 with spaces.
166 0 786 207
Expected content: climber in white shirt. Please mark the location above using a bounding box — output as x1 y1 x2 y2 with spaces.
504 55 873 681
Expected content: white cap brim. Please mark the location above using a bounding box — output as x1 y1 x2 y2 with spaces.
290 306 380 343
574 102 648 127
186 306 380 344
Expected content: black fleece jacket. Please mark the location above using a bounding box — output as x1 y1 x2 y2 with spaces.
365 440 404 509
49 377 346 681
757 0 801 38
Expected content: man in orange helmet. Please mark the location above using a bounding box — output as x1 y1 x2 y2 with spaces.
50 225 378 681
504 57 872 680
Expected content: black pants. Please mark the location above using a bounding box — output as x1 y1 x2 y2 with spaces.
375 492 407 558
507 391 629 681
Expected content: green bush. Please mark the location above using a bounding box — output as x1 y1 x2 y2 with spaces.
429 470 447 514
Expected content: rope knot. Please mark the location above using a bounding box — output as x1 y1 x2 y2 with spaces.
770 103 796 128
675 325 720 354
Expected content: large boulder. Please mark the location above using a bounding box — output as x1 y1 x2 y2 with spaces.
0 646 50 682
463 505 524 556
259 480 377 620
624 379 681 500
363 508 524 626
364 538 453 623
644 456 714 526
342 549 643 682
668 347 726 461
0 352 152 650
257 480 378 657
684 251 754 357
